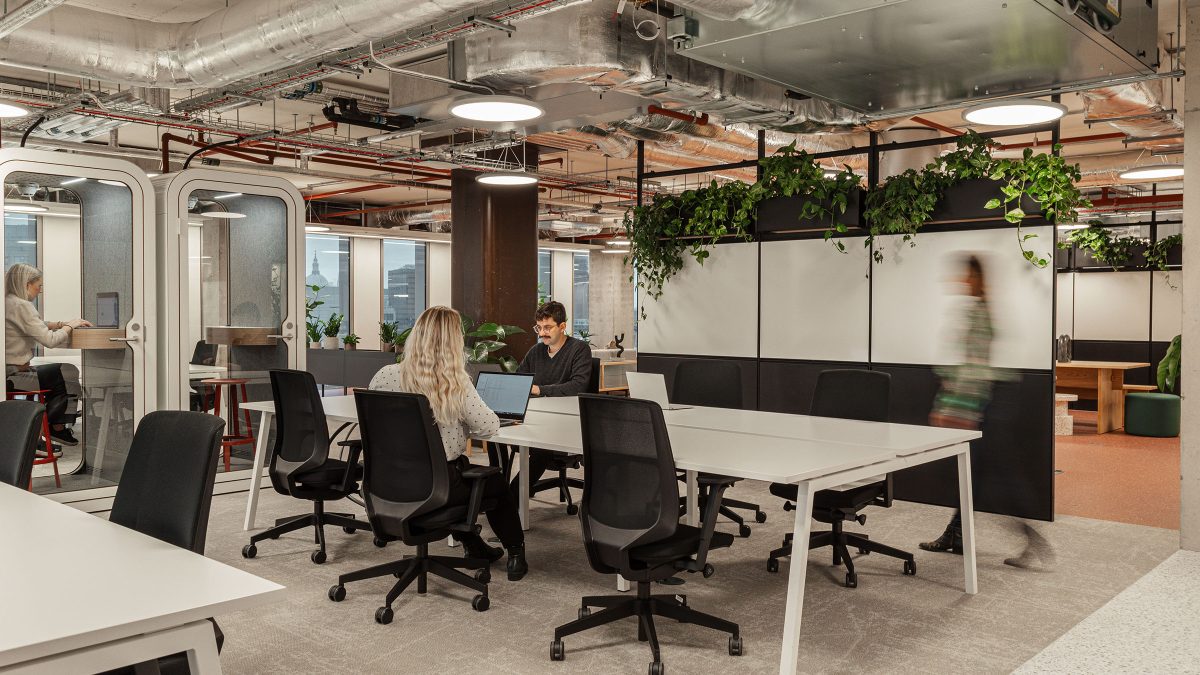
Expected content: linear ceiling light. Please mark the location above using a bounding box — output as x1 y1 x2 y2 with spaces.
962 98 1067 126
305 225 331 232
60 177 87 186
5 201 48 213
450 95 544 123
98 179 126 187
1118 164 1184 180
0 99 29 118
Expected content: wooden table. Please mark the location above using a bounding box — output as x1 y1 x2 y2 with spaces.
1056 361 1150 434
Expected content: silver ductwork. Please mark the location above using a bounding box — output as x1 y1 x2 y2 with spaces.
1080 81 1183 149
0 0 487 88
669 0 779 21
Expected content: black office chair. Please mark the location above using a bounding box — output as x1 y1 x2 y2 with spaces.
106 411 226 675
672 361 766 537
550 395 743 673
766 369 916 588
328 390 497 622
189 341 219 411
527 357 600 514
241 369 371 564
0 400 45 489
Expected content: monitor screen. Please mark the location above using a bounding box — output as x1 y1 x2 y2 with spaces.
475 372 535 418
95 292 119 328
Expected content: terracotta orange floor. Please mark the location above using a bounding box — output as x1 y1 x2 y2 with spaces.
1055 410 1180 530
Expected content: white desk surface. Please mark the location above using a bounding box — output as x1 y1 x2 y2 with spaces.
527 396 979 455
0 484 284 668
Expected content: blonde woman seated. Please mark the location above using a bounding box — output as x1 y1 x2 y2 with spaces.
369 305 528 581
4 263 91 446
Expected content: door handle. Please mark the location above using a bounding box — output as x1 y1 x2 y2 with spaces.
267 334 293 340
107 337 139 342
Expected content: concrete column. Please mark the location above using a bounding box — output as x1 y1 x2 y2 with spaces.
1181 0 1200 551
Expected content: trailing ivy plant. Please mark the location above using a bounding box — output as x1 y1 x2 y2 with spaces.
1058 224 1142 269
751 142 860 252
1144 234 1182 272
987 145 1089 268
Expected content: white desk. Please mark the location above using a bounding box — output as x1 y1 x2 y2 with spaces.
239 395 978 675
0 483 284 674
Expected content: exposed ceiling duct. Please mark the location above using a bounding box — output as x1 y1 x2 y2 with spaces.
669 0 779 22
0 0 500 88
1080 81 1184 149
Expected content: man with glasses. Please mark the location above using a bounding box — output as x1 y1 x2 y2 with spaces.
508 301 592 497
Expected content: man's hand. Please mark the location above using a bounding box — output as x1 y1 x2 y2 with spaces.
531 384 541 396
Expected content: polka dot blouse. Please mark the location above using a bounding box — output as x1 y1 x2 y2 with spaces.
368 364 500 461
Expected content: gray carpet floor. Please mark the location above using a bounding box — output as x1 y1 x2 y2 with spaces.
202 480 1178 674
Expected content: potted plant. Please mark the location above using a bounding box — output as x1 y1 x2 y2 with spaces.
342 332 360 351
321 313 343 350
379 321 398 352
306 319 323 348
461 316 525 372
305 283 325 348
1158 334 1181 394
395 326 412 355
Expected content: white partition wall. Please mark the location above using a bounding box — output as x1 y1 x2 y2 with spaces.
1072 271 1151 342
639 242 759 358
1056 272 1074 337
428 241 452 308
351 237 383 350
1152 271 1183 342
760 239 871 362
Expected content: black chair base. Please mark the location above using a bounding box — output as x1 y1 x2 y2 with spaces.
767 521 916 588
329 542 491 622
679 486 766 538
531 472 585 515
551 581 742 671
243 499 371 564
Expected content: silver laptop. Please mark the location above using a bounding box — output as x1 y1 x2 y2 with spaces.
626 372 691 411
475 372 535 426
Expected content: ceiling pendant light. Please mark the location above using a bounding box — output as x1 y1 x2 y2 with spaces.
199 210 246 219
962 98 1067 126
450 95 544 123
0 98 30 118
476 134 539 186
1118 164 1184 181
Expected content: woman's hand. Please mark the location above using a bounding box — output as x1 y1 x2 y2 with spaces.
66 319 93 329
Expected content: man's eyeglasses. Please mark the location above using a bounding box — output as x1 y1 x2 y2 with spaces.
532 324 559 335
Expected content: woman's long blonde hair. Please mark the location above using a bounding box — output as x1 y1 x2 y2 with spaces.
394 306 472 429
5 263 42 300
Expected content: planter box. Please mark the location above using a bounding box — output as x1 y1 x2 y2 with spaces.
1165 241 1183 267
926 178 1042 224
1072 242 1148 270
755 189 862 235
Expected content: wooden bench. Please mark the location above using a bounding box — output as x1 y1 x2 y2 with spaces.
1122 384 1158 393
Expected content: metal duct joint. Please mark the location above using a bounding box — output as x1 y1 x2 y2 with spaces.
669 0 780 21
1080 82 1183 149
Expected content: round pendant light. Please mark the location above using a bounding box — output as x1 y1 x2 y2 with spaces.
962 98 1067 126
476 171 538 186
450 95 544 123
1118 164 1184 181
0 99 30 118
199 210 246 219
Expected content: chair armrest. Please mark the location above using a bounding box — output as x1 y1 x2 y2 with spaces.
676 479 733 573
462 465 502 479
338 441 363 494
450 464 500 534
696 473 738 488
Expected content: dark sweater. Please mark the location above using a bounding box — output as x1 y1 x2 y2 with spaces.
517 335 592 397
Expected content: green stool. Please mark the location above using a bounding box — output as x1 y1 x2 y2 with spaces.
1124 392 1181 437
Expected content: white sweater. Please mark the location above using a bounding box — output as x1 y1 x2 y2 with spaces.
5 294 69 367
368 364 500 461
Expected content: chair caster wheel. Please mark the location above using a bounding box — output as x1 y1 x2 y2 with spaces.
241 544 257 559
903 559 917 576
755 510 767 523
649 661 664 675
767 557 779 573
738 524 752 538
475 568 491 584
845 572 858 588
550 639 565 661
311 550 327 564
728 635 744 656
328 585 346 602
375 606 393 624
578 607 591 620
342 526 356 534
702 564 715 579
373 537 387 548
566 504 579 516
858 547 870 555
472 594 490 612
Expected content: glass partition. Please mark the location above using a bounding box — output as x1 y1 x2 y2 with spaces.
538 249 552 304
304 233 351 338
572 252 590 334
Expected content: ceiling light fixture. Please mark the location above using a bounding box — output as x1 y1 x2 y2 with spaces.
199 210 246 219
478 171 538 186
5 201 48 213
600 249 627 254
0 99 29 118
450 95 544 123
60 177 87 186
962 98 1067 126
607 237 631 246
214 192 243 199
305 225 331 232
1056 223 1089 230
1118 164 1184 180
97 179 125 187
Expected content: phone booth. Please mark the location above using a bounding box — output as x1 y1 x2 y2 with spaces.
0 149 156 500
154 169 303 480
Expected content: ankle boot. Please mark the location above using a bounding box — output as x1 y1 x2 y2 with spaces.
506 545 528 581
918 524 963 554
459 534 503 563
1004 523 1056 570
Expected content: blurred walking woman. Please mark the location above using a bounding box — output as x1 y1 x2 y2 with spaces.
369 305 529 581
4 264 91 446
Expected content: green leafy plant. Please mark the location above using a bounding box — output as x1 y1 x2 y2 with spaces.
305 283 326 345
1144 234 1182 272
342 332 360 345
322 313 343 338
574 329 595 346
987 145 1089 268
752 142 861 253
1058 223 1143 270
459 315 525 372
379 321 398 345
306 319 323 345
1157 334 1181 393
537 282 550 308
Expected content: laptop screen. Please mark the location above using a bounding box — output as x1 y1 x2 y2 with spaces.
475 372 535 420
95 292 119 328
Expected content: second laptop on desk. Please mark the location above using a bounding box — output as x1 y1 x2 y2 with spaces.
475 372 535 426
626 372 691 411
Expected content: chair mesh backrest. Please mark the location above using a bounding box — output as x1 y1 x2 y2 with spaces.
110 411 224 553
587 358 601 394
0 400 44 488
354 390 451 534
672 360 743 408
579 395 678 569
268 369 331 491
190 341 217 366
811 369 891 422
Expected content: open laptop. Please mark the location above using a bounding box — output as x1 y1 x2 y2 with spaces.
475 372 535 426
626 372 691 411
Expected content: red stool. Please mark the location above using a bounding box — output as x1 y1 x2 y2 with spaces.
5 388 61 489
201 378 256 472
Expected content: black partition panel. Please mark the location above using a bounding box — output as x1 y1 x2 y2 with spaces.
758 359 870 415
879 364 1055 521
637 354 758 410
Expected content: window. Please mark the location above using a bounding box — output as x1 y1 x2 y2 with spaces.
4 213 38 270
382 239 427 331
304 233 351 337
538 250 552 304
572 252 589 335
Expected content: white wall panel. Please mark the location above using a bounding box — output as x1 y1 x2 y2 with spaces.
552 250 574 324
638 242 758 358
427 242 452 309
352 237 382 350
1152 271 1183 342
760 239 870 361
41 218 82 359
1056 272 1074 338
1073 272 1150 342
871 226 1055 369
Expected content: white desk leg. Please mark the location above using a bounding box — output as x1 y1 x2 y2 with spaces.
685 469 699 526
94 387 115 475
9 619 222 675
957 445 979 595
183 620 223 674
243 410 273 531
519 445 530 531
778 481 815 675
